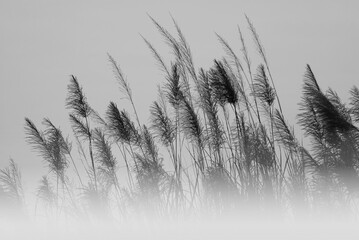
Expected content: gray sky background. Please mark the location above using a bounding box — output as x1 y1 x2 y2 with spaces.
1 0 358 197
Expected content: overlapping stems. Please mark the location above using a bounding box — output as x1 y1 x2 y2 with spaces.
15 16 359 222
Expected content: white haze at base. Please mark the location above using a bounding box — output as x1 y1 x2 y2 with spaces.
0 217 358 240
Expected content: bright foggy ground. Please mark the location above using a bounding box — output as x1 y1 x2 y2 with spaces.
0 0 359 220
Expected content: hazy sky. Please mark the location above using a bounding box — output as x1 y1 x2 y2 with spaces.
1 0 358 196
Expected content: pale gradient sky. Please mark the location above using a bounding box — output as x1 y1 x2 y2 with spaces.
1 0 358 198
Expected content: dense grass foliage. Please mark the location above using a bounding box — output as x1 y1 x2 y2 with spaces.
1 17 359 223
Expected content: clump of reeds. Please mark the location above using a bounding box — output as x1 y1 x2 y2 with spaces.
0 159 25 218
12 15 359 224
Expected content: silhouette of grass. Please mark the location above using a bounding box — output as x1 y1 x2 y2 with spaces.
1 15 357 224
